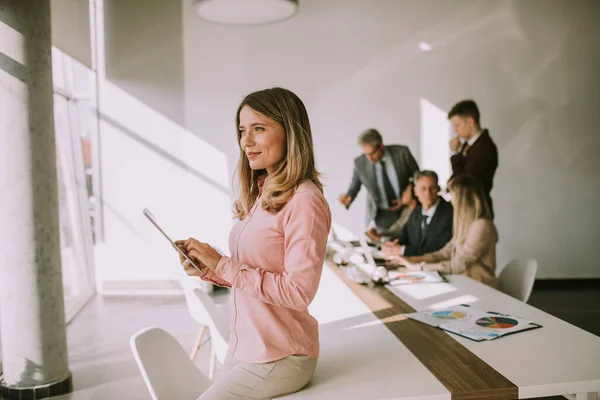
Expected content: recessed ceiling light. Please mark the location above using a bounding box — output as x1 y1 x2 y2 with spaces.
419 41 432 52
194 0 299 26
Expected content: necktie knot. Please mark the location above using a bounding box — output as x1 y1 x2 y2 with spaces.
461 141 471 155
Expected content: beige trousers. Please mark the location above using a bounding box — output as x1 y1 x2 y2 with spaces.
197 354 317 400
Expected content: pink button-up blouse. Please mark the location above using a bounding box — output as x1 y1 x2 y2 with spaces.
199 179 331 363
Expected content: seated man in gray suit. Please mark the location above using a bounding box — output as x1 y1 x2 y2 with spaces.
339 129 419 232
382 170 453 257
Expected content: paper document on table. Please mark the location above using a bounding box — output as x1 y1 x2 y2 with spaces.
387 270 446 285
405 305 476 327
405 305 543 341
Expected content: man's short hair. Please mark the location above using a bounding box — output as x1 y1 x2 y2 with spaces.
358 128 383 147
448 100 480 127
413 170 439 185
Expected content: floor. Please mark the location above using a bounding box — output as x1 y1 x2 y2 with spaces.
2 282 597 400
526 281 600 400
49 289 230 400
528 280 600 338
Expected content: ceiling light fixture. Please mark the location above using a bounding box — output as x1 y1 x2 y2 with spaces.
194 0 299 26
418 41 432 52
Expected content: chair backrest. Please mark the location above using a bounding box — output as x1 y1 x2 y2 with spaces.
181 277 212 326
130 327 212 400
193 288 230 362
498 258 538 302
180 277 230 363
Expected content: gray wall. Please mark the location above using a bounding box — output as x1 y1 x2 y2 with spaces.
51 0 92 68
103 0 185 125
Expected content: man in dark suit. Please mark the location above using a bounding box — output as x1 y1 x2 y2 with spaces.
382 170 453 257
339 129 419 232
447 100 498 215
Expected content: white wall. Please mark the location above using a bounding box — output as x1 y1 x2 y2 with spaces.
95 1 232 294
95 79 232 293
98 0 600 280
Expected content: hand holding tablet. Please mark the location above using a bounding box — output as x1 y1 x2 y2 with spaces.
142 208 204 275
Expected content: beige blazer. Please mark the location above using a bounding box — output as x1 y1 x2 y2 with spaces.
422 218 498 287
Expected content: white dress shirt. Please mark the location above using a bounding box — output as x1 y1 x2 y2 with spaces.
400 198 441 255
453 130 482 155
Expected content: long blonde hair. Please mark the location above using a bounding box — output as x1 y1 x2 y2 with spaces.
449 175 493 244
233 87 323 220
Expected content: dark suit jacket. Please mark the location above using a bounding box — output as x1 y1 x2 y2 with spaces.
346 145 419 226
449 129 498 213
390 197 453 257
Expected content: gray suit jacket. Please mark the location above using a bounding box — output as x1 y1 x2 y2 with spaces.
345 145 419 226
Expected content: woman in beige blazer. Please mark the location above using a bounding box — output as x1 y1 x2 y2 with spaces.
392 175 498 287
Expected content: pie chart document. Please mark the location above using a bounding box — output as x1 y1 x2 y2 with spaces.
405 305 542 341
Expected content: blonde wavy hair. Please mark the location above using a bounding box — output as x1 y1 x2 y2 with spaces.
233 87 323 220
449 175 493 244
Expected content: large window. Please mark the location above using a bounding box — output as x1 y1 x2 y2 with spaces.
52 48 98 321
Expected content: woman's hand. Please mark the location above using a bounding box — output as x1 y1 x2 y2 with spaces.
177 238 223 271
174 241 203 277
393 256 421 270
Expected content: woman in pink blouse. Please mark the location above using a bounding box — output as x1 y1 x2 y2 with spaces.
175 87 331 399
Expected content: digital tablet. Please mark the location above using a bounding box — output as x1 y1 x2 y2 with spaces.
142 208 203 274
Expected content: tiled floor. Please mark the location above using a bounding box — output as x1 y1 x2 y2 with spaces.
2 282 596 400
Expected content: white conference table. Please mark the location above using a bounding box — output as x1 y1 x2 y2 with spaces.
287 266 449 400
387 276 600 400
281 265 600 400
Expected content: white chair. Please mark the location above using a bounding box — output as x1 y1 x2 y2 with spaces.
180 277 230 380
130 327 212 400
498 258 538 303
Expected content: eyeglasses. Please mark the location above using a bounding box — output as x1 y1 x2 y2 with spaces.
365 144 382 157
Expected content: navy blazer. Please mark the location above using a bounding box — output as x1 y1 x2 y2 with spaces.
390 197 453 257
449 129 498 215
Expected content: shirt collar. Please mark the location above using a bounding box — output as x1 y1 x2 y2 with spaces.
467 130 483 146
380 148 390 164
422 198 440 218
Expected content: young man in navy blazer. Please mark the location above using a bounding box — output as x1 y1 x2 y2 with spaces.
447 100 498 216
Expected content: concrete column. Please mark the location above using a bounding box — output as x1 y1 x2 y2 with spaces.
0 0 72 398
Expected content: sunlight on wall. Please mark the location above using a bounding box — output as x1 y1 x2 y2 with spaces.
420 98 451 189
0 21 25 65
96 80 232 292
86 1 234 294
